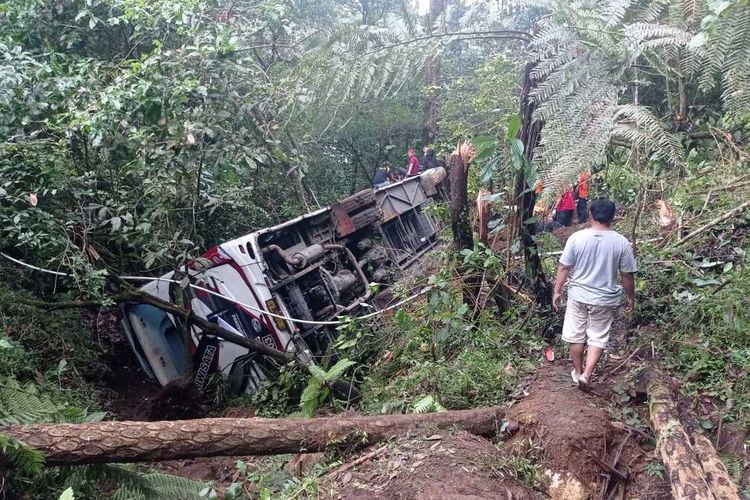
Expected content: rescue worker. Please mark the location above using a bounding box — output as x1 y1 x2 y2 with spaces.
575 171 592 224
406 147 421 176
553 198 637 391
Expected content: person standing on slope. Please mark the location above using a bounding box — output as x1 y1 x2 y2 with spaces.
552 198 637 391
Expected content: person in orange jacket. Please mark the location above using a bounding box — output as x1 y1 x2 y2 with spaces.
575 171 592 224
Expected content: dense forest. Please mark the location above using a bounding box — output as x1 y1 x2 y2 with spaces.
2 0 750 498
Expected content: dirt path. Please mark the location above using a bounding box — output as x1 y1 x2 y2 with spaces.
322 431 539 499
318 318 674 499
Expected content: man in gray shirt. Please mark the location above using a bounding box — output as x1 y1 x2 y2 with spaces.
552 198 637 390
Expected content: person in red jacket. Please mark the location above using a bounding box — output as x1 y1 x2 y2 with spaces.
406 147 421 176
555 184 576 227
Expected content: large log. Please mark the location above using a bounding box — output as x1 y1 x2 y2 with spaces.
645 372 740 500
4 407 503 466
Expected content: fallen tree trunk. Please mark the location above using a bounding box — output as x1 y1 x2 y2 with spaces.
21 290 293 364
4 407 503 466
645 372 740 500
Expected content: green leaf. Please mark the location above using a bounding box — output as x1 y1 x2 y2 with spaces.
307 364 328 382
300 378 322 417
692 278 722 287
509 139 525 171
324 359 356 382
505 115 522 140
689 32 707 48
59 487 75 500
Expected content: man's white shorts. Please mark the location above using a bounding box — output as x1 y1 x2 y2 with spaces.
561 298 617 349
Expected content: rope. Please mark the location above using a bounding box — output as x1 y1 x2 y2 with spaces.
0 252 430 327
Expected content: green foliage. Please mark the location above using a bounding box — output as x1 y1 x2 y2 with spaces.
64 464 207 500
217 454 337 500
644 462 665 479
363 251 546 413
527 0 685 198
300 359 356 417
440 55 521 143
234 364 303 418
0 433 45 474
410 394 446 413
603 162 647 204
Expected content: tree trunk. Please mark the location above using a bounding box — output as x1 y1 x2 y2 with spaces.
5 407 503 465
645 371 740 500
514 62 550 306
448 143 481 307
677 76 688 124
422 0 447 144
477 188 490 245
448 148 473 252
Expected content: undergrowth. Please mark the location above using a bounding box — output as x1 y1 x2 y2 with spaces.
0 273 208 499
356 249 549 413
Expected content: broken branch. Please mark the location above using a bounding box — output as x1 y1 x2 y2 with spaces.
674 200 750 247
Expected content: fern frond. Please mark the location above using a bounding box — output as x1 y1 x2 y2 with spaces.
602 0 635 26
707 4 750 115
638 0 672 22
0 377 59 424
0 376 104 425
625 22 693 49
612 104 684 167
67 464 206 500
113 471 207 500
411 395 446 414
0 432 45 474
322 359 356 382
307 364 328 382
299 380 322 417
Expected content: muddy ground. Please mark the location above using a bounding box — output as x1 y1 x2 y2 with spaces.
321 431 538 499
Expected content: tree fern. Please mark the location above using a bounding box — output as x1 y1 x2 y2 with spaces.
525 0 685 194
704 2 750 116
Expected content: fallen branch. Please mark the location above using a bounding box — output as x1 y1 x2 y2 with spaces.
329 445 388 477
21 291 293 364
691 178 750 195
674 200 750 247
3 407 503 465
605 347 643 376
573 444 628 482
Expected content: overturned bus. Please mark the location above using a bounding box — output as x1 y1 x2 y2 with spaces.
120 168 447 393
